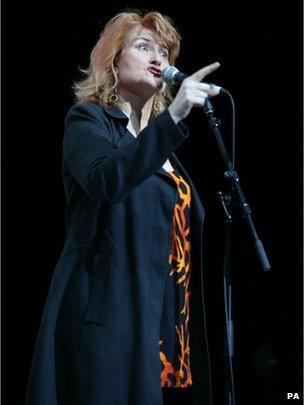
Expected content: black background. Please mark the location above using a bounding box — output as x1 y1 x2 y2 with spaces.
2 1 303 404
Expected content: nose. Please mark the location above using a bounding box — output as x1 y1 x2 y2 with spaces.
149 51 162 67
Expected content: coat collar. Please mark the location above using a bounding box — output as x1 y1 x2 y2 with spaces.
103 105 129 123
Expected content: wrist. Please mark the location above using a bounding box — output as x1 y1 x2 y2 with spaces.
168 106 181 124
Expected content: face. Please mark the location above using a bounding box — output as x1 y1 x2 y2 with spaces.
116 27 169 100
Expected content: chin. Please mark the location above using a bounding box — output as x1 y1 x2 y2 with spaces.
138 82 161 98
150 78 163 91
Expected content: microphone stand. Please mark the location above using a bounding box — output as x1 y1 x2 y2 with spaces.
202 98 271 405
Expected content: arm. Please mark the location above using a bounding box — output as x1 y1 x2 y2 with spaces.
63 103 189 204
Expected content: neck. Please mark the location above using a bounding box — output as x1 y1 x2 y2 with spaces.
118 89 155 136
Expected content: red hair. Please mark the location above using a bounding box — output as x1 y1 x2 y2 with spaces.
72 10 181 119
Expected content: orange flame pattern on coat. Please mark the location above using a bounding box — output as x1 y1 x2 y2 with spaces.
159 171 193 388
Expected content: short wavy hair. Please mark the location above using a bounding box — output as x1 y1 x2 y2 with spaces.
72 10 181 119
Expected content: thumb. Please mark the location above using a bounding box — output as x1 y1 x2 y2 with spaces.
189 62 220 82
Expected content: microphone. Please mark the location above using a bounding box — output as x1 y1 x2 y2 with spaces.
162 66 228 95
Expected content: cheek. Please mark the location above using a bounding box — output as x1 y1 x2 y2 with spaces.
119 57 145 75
118 62 136 82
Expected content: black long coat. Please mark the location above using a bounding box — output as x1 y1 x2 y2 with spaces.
25 102 213 405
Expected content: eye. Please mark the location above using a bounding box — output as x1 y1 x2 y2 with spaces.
138 43 149 51
160 49 169 58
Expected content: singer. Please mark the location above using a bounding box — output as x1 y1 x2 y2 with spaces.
25 9 220 405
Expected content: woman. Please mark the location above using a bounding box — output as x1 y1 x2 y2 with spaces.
25 10 220 405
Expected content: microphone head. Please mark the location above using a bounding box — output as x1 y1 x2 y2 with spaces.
161 66 179 84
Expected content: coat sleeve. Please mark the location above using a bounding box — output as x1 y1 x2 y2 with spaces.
63 102 189 203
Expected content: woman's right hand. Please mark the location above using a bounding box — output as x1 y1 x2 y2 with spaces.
168 61 221 123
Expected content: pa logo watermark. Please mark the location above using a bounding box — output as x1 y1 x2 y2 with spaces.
286 392 300 400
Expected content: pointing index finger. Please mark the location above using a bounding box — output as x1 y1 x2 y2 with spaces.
190 62 221 82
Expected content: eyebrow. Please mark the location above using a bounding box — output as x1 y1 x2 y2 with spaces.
134 36 168 50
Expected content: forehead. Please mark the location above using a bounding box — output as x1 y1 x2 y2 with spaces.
125 27 167 48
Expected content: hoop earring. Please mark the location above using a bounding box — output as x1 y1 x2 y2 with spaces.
153 100 162 112
109 93 119 102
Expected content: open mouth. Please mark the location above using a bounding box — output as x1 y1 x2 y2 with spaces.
148 67 162 77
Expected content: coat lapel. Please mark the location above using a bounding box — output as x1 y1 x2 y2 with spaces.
169 153 205 222
116 128 172 180
115 127 205 223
